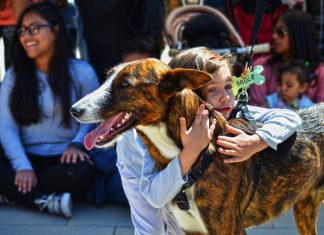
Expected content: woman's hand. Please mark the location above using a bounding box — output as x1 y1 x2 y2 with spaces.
179 104 216 175
217 124 268 163
15 170 37 194
60 145 91 164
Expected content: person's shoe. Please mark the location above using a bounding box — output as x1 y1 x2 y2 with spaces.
0 194 15 204
34 192 72 218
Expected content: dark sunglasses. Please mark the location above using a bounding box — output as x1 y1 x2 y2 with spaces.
17 24 53 37
271 27 288 38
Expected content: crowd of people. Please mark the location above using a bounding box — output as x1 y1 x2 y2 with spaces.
0 0 323 234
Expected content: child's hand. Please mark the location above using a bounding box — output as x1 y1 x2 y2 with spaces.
179 104 216 175
217 124 268 163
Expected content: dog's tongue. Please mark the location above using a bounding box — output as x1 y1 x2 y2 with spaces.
84 113 123 150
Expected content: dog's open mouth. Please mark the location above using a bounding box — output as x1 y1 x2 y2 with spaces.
84 112 134 150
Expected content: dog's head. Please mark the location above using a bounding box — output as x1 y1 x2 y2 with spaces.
71 58 212 150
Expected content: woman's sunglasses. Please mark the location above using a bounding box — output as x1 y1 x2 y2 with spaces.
271 27 288 38
17 24 53 37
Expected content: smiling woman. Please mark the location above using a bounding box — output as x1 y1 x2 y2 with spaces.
0 2 100 218
249 9 324 106
17 12 57 68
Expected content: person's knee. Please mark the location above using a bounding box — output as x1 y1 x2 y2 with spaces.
64 161 96 182
40 161 95 191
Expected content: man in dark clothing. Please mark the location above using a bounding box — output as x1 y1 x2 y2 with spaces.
76 0 164 83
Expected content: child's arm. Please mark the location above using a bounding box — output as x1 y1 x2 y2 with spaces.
139 104 215 208
139 151 187 208
217 106 302 163
217 125 269 163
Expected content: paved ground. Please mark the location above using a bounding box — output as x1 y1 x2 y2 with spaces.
0 199 323 235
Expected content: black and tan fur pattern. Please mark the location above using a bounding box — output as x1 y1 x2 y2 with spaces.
71 59 324 235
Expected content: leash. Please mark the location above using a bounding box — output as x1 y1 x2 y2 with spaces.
233 0 268 216
175 0 268 213
175 149 214 210
230 0 268 124
228 91 256 126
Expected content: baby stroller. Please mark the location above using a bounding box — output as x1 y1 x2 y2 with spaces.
163 4 269 60
164 5 245 57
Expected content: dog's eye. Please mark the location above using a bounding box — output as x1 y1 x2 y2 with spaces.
120 81 130 87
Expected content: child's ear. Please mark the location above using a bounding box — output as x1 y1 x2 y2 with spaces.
300 82 308 93
159 68 212 95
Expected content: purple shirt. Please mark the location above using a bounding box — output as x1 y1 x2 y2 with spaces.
249 56 324 106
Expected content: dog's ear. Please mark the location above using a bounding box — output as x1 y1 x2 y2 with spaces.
159 68 212 95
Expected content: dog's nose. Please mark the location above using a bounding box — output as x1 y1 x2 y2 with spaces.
70 106 84 118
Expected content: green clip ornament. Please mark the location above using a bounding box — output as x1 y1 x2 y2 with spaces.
232 65 265 96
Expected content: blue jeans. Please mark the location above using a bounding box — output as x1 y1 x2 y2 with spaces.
0 25 15 69
87 146 128 207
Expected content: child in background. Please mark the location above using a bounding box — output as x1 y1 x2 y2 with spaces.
264 59 314 110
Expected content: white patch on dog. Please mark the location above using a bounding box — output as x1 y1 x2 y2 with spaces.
136 123 180 159
71 64 127 123
171 186 208 233
136 123 208 232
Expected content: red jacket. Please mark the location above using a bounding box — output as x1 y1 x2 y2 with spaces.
0 0 15 26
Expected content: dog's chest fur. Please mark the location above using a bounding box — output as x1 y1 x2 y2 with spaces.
137 124 180 160
136 124 209 233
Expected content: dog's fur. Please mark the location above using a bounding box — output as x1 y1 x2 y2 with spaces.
71 58 324 235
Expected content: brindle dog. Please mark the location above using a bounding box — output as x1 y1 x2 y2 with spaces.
70 59 324 235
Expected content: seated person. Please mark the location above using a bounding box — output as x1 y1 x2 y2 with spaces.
249 10 324 106
264 59 314 110
86 146 128 207
0 2 99 218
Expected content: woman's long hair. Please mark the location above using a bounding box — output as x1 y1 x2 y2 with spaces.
10 2 74 127
268 10 318 72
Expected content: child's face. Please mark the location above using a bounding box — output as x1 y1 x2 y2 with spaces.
277 72 307 104
201 65 235 119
